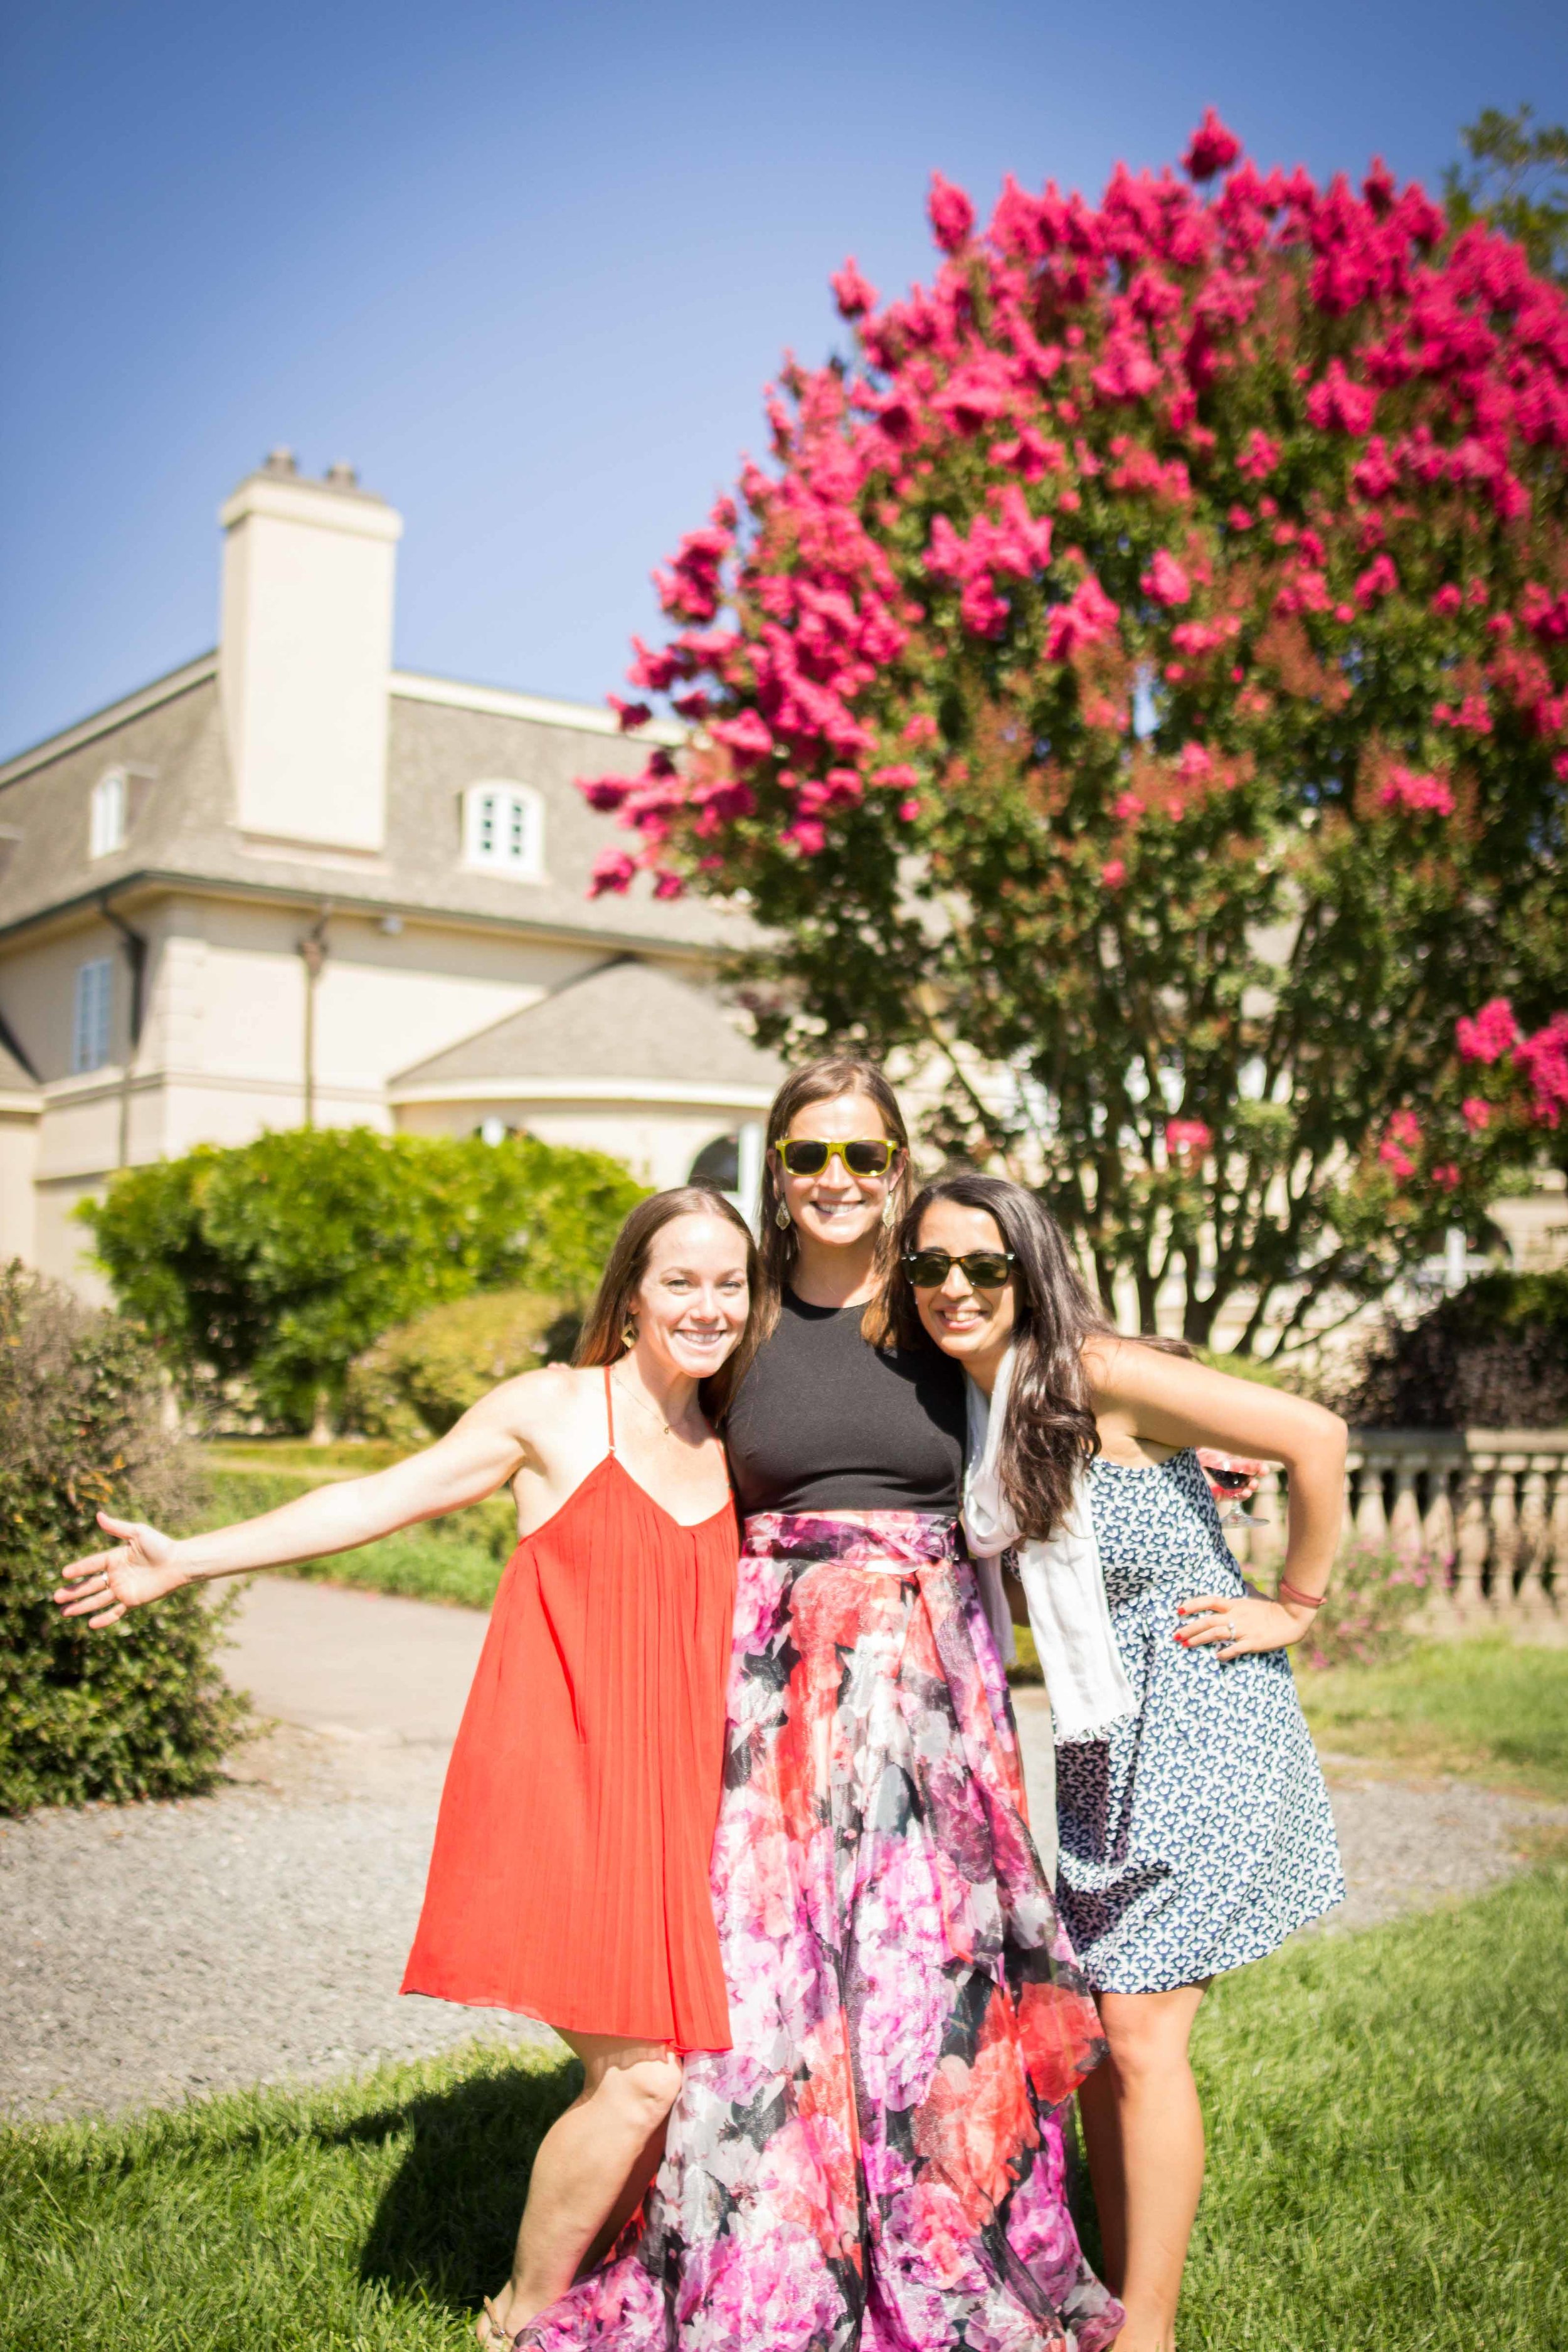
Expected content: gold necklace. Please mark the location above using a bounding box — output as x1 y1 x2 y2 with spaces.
611 1372 682 1440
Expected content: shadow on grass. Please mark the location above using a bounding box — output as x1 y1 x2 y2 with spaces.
325 2052 581 2316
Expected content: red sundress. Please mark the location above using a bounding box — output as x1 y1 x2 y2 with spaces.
401 1369 738 2050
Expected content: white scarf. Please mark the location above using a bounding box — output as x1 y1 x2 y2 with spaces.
963 1346 1136 1745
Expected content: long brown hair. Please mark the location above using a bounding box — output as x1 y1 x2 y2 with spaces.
753 1056 916 1344
884 1170 1113 1540
575 1184 760 1417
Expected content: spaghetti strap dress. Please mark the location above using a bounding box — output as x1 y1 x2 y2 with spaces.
401 1369 738 2052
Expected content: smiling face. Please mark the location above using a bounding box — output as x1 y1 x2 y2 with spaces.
776 1090 904 1256
630 1212 752 1380
908 1197 1018 1384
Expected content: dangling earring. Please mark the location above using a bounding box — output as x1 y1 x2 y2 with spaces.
621 1318 638 1350
774 1198 792 1230
881 1194 897 1230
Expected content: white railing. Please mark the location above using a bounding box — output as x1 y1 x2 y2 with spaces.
1226 1429 1568 1639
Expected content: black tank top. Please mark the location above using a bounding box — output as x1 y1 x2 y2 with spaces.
725 1290 967 1518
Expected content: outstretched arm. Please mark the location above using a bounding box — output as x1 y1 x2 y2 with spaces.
54 1376 543 1630
1084 1337 1347 1658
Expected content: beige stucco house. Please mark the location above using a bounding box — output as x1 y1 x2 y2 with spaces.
0 453 782 1291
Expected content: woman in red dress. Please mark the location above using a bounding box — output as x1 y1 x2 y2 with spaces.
55 1184 757 2345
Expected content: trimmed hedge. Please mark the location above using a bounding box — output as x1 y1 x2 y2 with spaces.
82 1126 641 1432
1334 1270 1568 1429
0 1263 245 1813
344 1288 580 1448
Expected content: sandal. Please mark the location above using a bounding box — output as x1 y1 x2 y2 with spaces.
475 2299 518 2349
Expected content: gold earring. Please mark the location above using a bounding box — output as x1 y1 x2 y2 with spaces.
881 1194 897 1229
774 1199 792 1230
621 1318 637 1349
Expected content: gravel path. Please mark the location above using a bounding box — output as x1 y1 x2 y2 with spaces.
3 1579 1563 2124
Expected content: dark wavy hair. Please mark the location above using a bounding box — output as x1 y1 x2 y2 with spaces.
883 1170 1112 1540
574 1184 760 1418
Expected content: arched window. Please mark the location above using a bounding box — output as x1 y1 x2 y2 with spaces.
462 781 543 879
689 1133 740 1190
90 768 126 859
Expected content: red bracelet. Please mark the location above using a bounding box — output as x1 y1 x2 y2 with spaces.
1277 1577 1326 1611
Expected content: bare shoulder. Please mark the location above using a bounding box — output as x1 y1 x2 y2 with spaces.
1081 1331 1133 1398
461 1360 598 1440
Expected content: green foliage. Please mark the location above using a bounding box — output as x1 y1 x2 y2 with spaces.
0 1263 244 1813
1298 1635 1568 1799
194 1458 514 1611
1444 105 1568 285
82 1128 643 1432
5 1872 1566 2348
344 1289 581 1448
1332 1266 1568 1428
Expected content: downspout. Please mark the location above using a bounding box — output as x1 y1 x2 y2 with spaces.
100 895 149 1169
297 904 331 1128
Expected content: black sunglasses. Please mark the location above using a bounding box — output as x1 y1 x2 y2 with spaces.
776 1137 899 1177
903 1248 1016 1290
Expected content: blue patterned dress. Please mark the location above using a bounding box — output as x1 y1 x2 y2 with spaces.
1054 1448 1344 1994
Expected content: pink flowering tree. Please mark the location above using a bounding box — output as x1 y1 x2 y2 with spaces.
582 115 1568 1352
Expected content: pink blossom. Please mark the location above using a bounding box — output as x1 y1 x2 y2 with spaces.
871 763 919 792
1305 359 1378 437
1431 1163 1460 1191
901 712 939 745
898 796 921 822
1377 1109 1421 1179
1176 740 1215 783
607 694 652 732
1431 584 1463 616
782 817 827 856
1516 1014 1568 1128
578 775 633 813
1183 109 1241 184
1101 857 1127 889
1236 428 1281 482
1113 790 1145 820
588 847 637 897
1377 765 1454 817
1142 549 1192 606
830 257 878 319
1165 1118 1212 1157
709 709 775 765
1045 574 1120 660
650 869 685 900
927 172 975 253
1355 553 1399 607
1456 999 1519 1064
1227 503 1254 529
1461 1098 1492 1132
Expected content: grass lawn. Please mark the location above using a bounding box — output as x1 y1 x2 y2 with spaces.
192 1448 516 1613
3 1863 1564 2351
1298 1636 1568 1802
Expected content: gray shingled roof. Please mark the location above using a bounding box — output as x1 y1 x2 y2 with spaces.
0 663 750 956
391 958 785 1094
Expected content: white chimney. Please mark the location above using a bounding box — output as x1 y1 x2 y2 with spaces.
218 451 403 852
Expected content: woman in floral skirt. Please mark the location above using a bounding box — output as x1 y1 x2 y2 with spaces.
521 1059 1121 2352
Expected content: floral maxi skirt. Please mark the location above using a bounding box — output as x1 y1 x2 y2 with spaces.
522 1510 1124 2351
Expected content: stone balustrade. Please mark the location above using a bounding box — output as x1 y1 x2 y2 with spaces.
1224 1429 1568 1639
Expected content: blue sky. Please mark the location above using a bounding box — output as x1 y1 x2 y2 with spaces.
3 0 1565 758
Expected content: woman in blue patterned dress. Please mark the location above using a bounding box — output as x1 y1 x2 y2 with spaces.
892 1170 1347 2352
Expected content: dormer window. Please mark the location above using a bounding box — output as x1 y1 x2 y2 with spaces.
462 782 543 879
90 769 127 859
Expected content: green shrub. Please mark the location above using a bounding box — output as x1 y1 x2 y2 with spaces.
81 1127 643 1432
0 1263 245 1813
344 1289 580 1447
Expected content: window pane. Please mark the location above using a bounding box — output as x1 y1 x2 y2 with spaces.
73 959 112 1073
